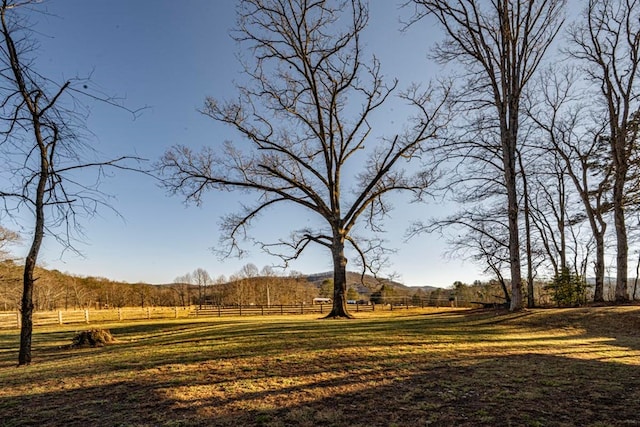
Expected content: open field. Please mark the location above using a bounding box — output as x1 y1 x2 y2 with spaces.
0 307 639 426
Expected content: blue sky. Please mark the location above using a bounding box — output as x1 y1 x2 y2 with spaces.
7 0 486 287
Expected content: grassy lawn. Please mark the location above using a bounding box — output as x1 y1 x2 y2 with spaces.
0 307 639 426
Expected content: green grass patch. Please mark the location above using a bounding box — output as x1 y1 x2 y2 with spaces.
0 307 639 426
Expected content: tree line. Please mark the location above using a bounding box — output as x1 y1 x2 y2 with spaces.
0 257 463 310
4 254 594 311
0 261 318 311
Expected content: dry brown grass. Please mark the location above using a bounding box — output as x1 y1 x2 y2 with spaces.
0 306 639 426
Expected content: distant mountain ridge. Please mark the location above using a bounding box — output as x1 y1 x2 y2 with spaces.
305 271 442 296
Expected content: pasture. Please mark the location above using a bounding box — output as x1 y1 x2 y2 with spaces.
0 307 639 426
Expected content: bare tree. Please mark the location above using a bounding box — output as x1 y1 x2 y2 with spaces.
418 203 512 304
0 234 20 310
0 1 142 365
517 145 538 308
260 265 277 307
407 0 566 310
0 224 18 259
238 263 259 305
160 0 447 318
172 273 193 307
528 164 571 278
192 267 212 308
130 282 152 308
526 66 611 302
568 0 640 302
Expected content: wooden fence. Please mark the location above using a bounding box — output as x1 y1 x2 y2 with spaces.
0 304 368 329
0 306 192 329
191 302 376 317
0 298 477 329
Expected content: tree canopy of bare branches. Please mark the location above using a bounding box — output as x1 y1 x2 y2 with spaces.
407 0 566 310
160 0 448 318
568 0 640 302
524 65 611 302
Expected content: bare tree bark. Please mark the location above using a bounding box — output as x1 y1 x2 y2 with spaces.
518 149 535 308
329 235 351 318
634 244 640 300
407 0 566 310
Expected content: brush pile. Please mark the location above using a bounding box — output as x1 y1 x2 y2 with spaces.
71 329 115 347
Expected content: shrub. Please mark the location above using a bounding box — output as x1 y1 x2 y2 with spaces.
545 268 588 307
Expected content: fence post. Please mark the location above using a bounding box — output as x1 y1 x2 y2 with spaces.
218 305 221 317
16 311 21 329
58 310 63 325
280 305 283 315
84 309 89 323
261 305 264 316
147 307 151 320
320 304 323 314
239 305 242 316
300 302 304 314
118 308 123 321
174 307 178 319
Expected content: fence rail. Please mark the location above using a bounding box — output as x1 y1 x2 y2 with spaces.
191 302 375 317
0 298 482 329
0 306 192 329
0 312 19 329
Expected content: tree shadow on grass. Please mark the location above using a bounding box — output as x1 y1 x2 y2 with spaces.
185 354 639 427
2 309 640 426
0 353 638 427
511 306 640 351
3 309 636 380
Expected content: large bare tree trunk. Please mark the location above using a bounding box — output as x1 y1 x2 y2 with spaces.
594 234 606 302
503 128 523 311
634 250 640 300
18 139 47 365
326 236 353 319
519 150 535 308
506 177 523 310
19 238 40 365
613 161 629 302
